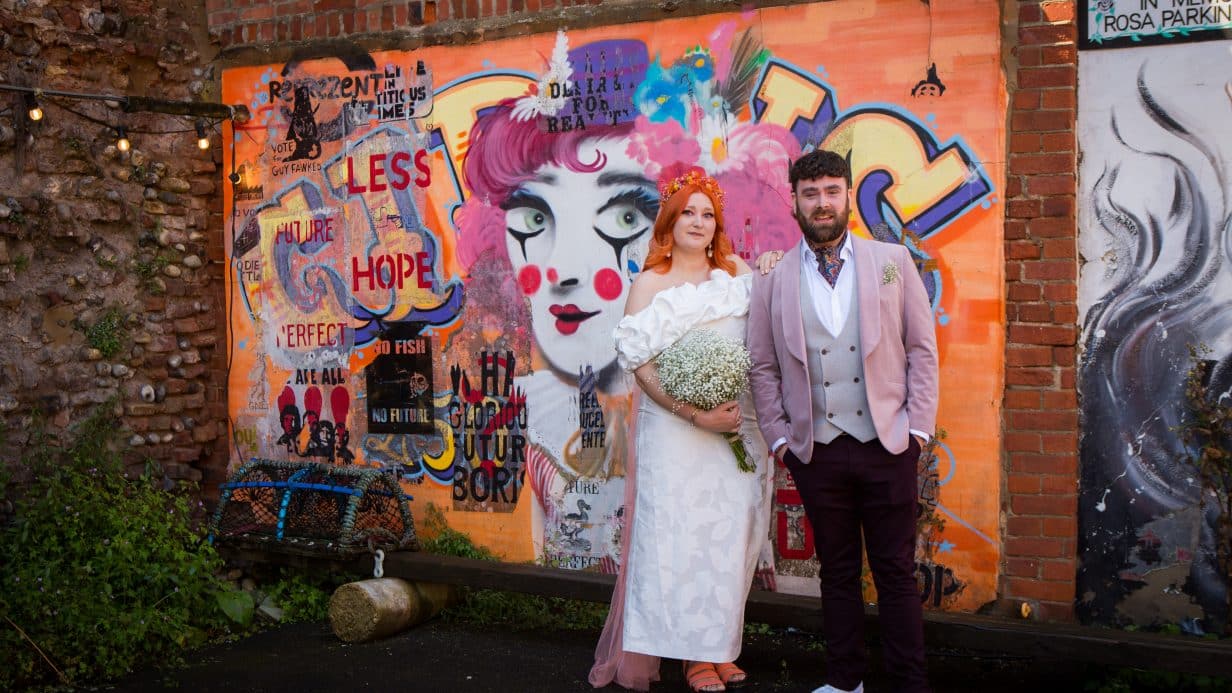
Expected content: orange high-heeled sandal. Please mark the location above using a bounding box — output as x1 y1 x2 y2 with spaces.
714 662 748 688
684 661 725 692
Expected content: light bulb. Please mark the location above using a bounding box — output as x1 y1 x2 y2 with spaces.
25 94 42 122
195 121 210 150
115 126 130 153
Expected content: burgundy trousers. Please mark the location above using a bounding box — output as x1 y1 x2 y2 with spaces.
782 434 930 693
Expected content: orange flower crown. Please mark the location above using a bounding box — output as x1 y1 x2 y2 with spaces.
658 169 725 210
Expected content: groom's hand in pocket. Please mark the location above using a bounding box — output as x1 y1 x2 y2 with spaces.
773 443 788 463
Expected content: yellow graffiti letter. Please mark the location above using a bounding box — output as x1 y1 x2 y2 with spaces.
824 113 969 224
755 64 830 132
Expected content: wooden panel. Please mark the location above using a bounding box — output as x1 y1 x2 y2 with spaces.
371 551 1232 678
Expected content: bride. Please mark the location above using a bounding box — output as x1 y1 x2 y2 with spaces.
590 169 772 692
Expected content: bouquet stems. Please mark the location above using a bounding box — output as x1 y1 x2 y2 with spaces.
724 432 755 473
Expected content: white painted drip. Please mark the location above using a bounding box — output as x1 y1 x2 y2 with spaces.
1095 488 1111 513
1095 469 1130 512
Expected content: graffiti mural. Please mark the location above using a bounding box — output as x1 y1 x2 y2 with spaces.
1077 41 1232 628
224 0 1005 610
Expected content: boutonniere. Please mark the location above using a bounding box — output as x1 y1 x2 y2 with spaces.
881 262 900 285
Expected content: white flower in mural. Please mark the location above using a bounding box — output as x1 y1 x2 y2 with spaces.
511 29 573 121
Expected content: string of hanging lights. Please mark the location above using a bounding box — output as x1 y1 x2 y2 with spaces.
0 83 249 152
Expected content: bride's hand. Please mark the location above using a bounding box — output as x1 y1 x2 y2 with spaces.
755 249 786 275
692 401 741 433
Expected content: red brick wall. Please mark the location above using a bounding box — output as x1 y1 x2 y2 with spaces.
206 0 612 48
1001 0 1079 621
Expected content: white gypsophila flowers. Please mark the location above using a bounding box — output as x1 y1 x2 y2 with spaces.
655 328 751 411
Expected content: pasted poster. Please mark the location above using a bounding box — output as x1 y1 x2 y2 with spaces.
224 0 1005 611
366 325 434 434
1077 42 1232 628
1080 0 1232 50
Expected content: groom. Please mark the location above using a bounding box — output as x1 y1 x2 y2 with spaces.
747 150 938 693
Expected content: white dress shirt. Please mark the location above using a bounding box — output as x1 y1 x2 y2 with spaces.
770 234 929 456
800 235 855 338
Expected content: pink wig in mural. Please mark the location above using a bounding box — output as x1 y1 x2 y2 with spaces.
456 32 800 384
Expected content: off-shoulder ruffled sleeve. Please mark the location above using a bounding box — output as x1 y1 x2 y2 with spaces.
612 270 752 371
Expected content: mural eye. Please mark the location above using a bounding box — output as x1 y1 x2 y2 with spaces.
594 201 651 266
515 208 549 235
598 203 650 239
505 205 554 261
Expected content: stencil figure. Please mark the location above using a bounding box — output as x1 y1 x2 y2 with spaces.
284 85 322 161
911 63 947 98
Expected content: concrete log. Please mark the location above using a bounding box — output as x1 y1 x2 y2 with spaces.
328 578 455 643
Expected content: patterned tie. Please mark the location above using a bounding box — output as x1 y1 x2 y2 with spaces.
814 238 845 288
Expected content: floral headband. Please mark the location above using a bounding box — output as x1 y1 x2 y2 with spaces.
658 169 725 209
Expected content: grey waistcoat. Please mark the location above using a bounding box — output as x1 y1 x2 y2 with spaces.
801 276 877 443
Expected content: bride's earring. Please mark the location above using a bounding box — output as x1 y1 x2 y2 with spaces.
706 243 713 258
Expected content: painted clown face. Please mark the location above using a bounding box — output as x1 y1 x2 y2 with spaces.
501 138 657 376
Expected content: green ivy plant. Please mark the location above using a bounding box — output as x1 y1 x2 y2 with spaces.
84 306 127 358
132 253 169 293
0 406 233 687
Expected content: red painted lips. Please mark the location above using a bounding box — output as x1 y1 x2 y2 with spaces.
549 304 599 335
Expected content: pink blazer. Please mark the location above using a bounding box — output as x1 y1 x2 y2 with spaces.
747 236 939 460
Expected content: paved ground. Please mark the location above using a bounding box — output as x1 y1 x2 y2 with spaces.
108 618 1097 692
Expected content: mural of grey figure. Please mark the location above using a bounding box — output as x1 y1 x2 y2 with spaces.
1076 43 1232 629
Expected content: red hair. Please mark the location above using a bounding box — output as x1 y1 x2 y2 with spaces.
643 184 737 276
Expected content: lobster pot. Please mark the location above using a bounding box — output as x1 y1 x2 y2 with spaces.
209 459 419 555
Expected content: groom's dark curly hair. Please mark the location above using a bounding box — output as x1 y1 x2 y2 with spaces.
789 149 852 190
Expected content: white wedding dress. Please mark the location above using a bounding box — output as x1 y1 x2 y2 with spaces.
612 269 772 663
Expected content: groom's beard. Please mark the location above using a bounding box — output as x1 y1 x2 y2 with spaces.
795 200 850 246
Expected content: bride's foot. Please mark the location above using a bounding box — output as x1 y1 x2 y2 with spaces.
715 662 748 688
684 661 725 692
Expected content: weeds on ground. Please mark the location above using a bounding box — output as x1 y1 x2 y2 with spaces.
744 622 774 636
418 502 610 631
0 406 364 687
0 406 233 688
264 568 351 623
1086 668 1232 692
447 587 610 631
419 502 498 561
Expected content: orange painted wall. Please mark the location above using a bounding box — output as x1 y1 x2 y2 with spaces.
223 0 1005 611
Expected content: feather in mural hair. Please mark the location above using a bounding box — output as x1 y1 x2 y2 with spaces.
720 28 770 114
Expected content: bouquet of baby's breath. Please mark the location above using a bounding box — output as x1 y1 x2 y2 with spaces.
655 328 755 472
